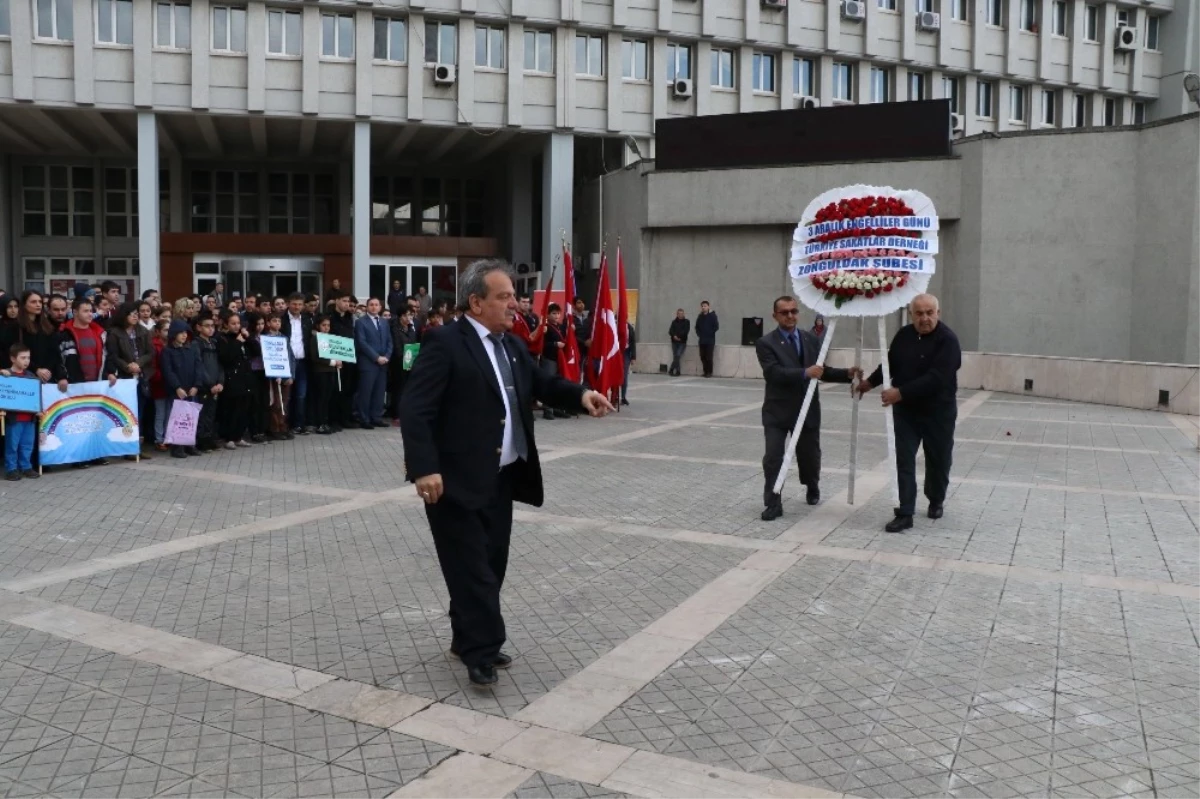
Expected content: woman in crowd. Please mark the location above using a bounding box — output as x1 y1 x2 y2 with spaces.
106 302 156 459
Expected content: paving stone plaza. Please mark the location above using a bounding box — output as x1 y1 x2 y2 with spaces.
0 374 1196 798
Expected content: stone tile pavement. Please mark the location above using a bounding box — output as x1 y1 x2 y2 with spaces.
0 373 1194 797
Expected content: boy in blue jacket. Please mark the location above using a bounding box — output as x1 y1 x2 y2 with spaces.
160 320 203 458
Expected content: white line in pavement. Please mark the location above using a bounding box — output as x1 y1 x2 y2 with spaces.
116 462 367 498
0 588 840 799
1167 413 1200 449
0 487 419 593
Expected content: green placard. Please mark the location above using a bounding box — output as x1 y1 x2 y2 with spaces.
402 343 420 371
316 332 356 361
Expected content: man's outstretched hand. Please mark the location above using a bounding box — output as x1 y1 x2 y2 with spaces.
581 391 615 417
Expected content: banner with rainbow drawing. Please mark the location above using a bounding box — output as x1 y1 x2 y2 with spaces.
38 379 140 467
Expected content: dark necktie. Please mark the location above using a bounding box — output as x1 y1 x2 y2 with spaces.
488 334 528 461
790 331 802 359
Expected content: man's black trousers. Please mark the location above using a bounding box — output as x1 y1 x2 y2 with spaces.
424 468 514 669
762 424 821 506
699 343 715 376
893 402 957 516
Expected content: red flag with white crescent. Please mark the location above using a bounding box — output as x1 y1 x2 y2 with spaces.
589 252 625 401
558 243 581 383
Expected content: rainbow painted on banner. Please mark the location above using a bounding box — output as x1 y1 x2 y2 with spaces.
40 394 137 436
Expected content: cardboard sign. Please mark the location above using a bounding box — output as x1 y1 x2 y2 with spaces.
402 343 420 371
0 375 41 414
261 335 292 379
316 333 356 362
164 400 200 447
38 379 141 466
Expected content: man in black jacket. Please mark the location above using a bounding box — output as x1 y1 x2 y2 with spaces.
859 293 962 533
279 293 314 434
400 261 613 688
756 296 858 520
667 309 689 376
328 291 358 430
695 301 719 378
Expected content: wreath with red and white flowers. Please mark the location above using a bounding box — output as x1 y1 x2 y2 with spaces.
789 185 939 317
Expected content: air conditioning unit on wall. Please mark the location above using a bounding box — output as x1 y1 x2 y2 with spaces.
917 11 941 30
1115 24 1138 51
799 96 820 109
762 0 787 8
842 0 867 21
950 112 964 133
672 79 694 98
433 64 457 85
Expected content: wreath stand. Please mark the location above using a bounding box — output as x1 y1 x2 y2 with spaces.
770 314 900 506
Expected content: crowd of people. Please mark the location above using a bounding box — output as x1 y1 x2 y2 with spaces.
0 278 636 479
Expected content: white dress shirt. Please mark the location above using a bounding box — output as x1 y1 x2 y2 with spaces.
465 315 517 467
288 313 306 359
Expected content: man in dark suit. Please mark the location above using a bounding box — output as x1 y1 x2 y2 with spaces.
756 295 859 520
400 260 614 687
355 297 393 428
279 292 313 434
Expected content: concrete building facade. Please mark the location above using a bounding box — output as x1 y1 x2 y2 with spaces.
597 113 1199 367
0 0 1195 303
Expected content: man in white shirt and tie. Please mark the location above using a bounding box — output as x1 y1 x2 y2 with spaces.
399 260 613 687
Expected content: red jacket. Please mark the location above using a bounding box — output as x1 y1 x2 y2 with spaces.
58 320 111 384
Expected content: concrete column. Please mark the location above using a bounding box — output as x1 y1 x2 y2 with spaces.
302 6 320 114
133 0 153 107
508 152 534 268
408 13 425 120
137 113 161 294
355 8 373 117
352 122 371 301
191 0 211 109
247 2 266 112
168 154 184 232
1068 0 1084 83
541 133 574 291
10 0 32 101
1099 2 1115 88
825 1 841 52
507 22 524 126
74 0 96 105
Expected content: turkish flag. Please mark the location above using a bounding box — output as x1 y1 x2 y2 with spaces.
558 243 581 383
588 252 625 401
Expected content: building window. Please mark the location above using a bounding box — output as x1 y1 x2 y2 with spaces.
321 12 353 59
667 43 691 81
752 52 776 93
155 1 190 49
1132 101 1145 124
190 170 258 233
1040 89 1055 125
832 61 854 101
942 75 961 112
1083 4 1098 41
266 8 301 56
870 66 890 103
104 258 139 278
1103 96 1116 125
35 0 72 40
267 173 335 235
97 0 134 45
371 176 414 236
475 25 505 69
373 17 406 62
949 0 968 21
710 48 734 89
412 177 485 237
1009 84 1026 121
22 165 95 238
1144 15 1159 50
1115 8 1129 25
1072 92 1086 127
0 0 9 37
575 33 604 77
793 57 815 97
1019 0 1037 31
1051 1 1066 35
524 30 553 73
915 0 934 12
424 20 456 65
878 0 897 9
909 71 927 101
976 80 994 118
622 39 648 81
211 5 246 53
104 167 138 237
986 0 1004 26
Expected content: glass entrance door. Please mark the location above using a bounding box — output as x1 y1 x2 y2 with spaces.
372 262 457 315
219 258 323 302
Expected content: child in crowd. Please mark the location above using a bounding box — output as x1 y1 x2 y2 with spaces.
262 313 294 441
216 310 258 449
245 312 268 443
192 315 223 451
160 319 202 458
1 344 41 480
307 315 339 435
150 320 169 451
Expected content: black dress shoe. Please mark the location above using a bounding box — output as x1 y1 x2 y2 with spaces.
360 423 375 430
761 503 783 521
492 652 513 669
885 515 914 533
806 487 820 506
467 664 498 686
928 504 944 519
